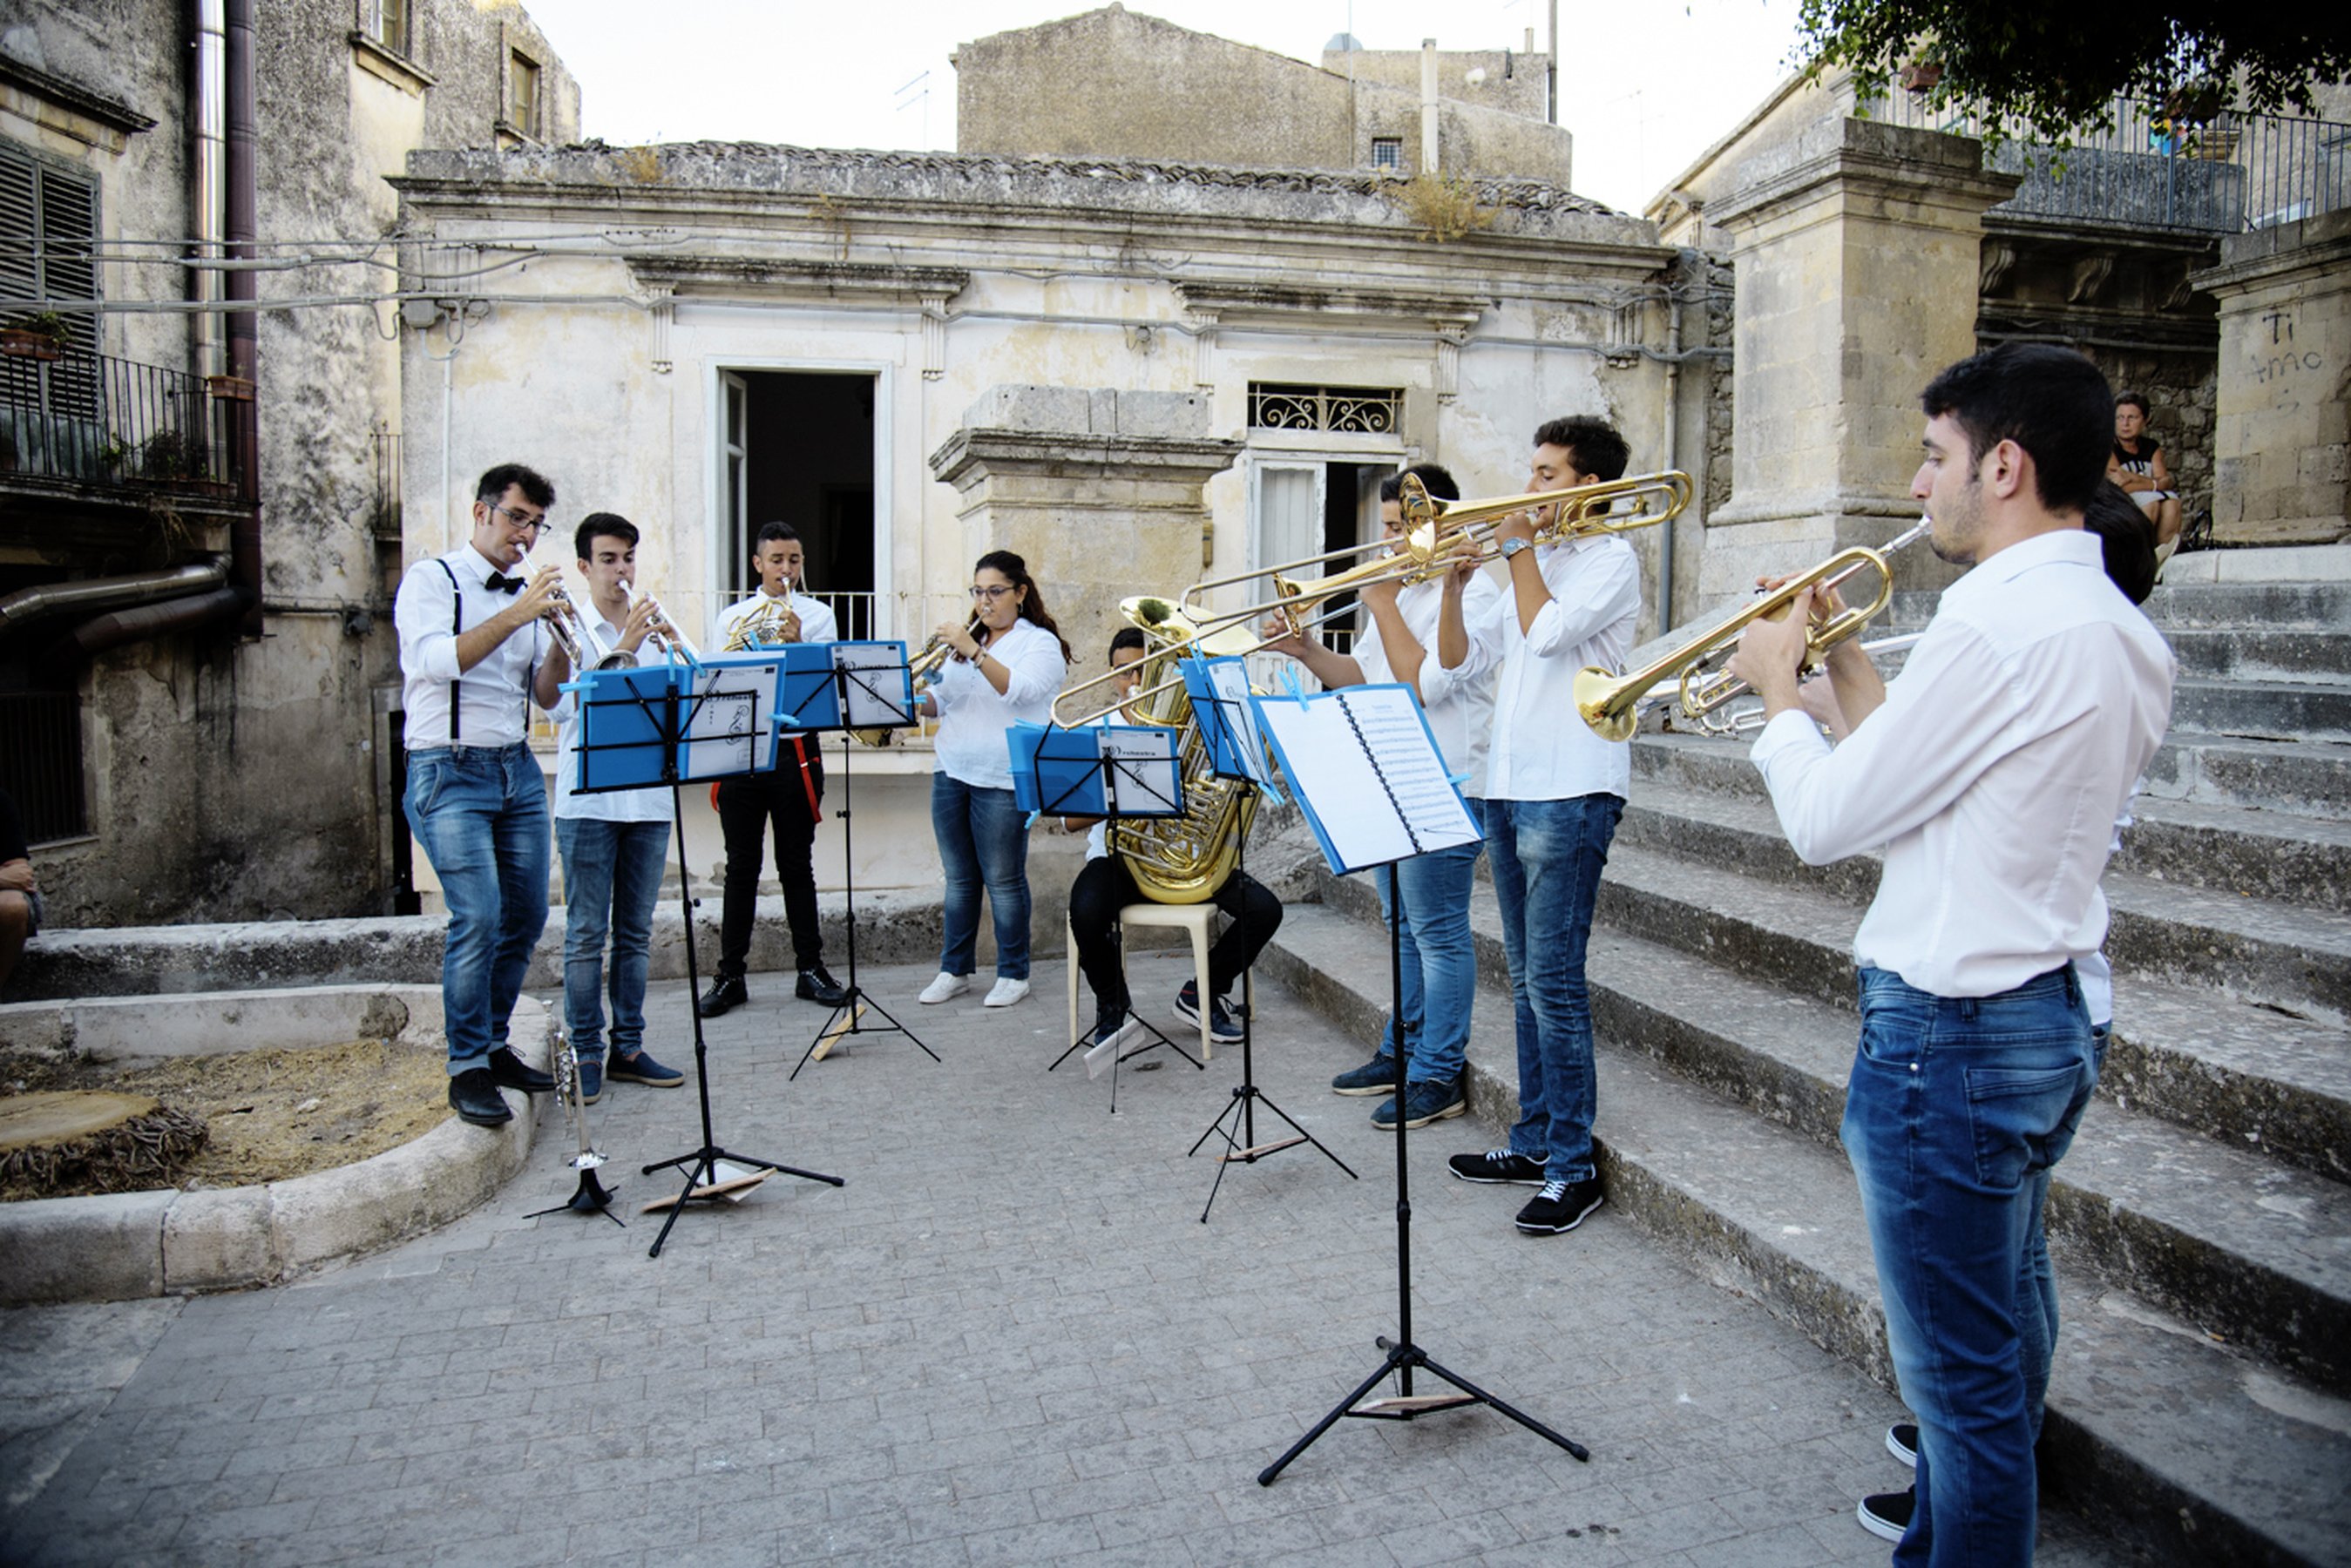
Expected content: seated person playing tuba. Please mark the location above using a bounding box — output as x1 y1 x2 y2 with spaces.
1063 627 1283 1055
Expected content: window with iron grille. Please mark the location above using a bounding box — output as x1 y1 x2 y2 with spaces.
1371 138 1403 171
1247 382 1401 435
0 691 87 844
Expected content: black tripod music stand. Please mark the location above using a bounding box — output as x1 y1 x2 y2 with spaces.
780 643 938 1080
1257 873 1589 1482
573 658 844 1259
1040 740 1205 1111
1178 664 1355 1220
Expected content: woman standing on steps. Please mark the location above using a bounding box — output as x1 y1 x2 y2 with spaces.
918 550 1070 1010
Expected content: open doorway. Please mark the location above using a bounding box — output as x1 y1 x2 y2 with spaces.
1248 456 1395 653
719 370 878 635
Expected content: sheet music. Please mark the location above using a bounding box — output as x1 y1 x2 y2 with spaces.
1204 659 1270 783
682 687 762 778
832 640 914 728
1101 727 1182 813
1252 686 1479 871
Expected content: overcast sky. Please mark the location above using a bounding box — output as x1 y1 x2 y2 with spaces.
518 0 1808 216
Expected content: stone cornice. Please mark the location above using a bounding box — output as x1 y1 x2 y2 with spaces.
625 255 971 306
2191 211 2351 296
1173 280 1486 330
1710 119 2019 233
929 428 1242 490
0 52 155 138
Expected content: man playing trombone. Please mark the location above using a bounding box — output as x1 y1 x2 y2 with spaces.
538 512 685 1098
1725 345 2174 1563
392 462 564 1127
1446 417 1639 1237
700 521 851 1017
1261 463 1503 1132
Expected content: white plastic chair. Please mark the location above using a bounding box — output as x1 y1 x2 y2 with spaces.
1067 902 1220 1061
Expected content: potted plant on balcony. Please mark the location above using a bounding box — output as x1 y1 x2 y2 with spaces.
139 428 216 493
0 311 72 361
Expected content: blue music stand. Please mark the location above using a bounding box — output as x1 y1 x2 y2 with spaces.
568 659 844 1258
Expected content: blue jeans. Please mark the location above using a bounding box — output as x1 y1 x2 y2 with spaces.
931 773 1033 979
1845 965 2097 1566
555 817 671 1059
1372 798 1486 1085
403 745 551 1076
1487 794 1623 1183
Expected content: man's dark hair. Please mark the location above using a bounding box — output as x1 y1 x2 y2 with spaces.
1920 344 2114 515
1531 416 1629 483
2082 482 2158 605
1378 463 1460 504
1108 625 1148 661
2114 390 2151 416
754 521 800 550
574 512 639 562
476 463 554 510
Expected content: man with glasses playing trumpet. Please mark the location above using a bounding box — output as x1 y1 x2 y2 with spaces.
537 511 687 1099
700 521 852 1017
1725 345 2173 1564
393 462 565 1128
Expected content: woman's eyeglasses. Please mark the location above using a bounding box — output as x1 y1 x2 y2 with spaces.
969 585 1016 601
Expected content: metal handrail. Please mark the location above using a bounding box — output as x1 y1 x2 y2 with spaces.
0 342 255 504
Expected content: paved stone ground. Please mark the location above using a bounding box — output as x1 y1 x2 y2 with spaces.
0 956 2132 1567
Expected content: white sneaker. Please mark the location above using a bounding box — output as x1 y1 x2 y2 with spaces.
983 977 1031 1008
918 972 971 1005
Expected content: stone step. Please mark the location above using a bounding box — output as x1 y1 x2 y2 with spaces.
2119 796 2351 916
1601 791 2351 1020
1262 900 2351 1568
2164 627 2351 686
2171 676 2351 743
1636 725 2351 824
1308 868 2351 1390
1894 579 2351 631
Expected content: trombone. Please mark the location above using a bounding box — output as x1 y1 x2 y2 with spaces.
1645 632 1924 735
1575 517 1932 741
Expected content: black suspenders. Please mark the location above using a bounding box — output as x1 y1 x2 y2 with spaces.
435 559 464 742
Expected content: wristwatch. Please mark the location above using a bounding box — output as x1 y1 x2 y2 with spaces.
1500 537 1532 562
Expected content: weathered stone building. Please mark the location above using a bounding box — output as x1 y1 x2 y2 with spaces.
0 0 575 929
955 4 1568 186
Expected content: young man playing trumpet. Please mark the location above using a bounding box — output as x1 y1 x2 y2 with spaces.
1726 345 2173 1563
700 521 850 1017
392 462 565 1127
538 512 685 1098
1260 463 1503 1131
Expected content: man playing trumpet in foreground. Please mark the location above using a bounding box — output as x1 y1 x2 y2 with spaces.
1726 345 2174 1564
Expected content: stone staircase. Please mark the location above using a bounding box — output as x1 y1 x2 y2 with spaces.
1257 571 2351 1567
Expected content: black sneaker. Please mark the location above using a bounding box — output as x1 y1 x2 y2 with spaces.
1514 1175 1603 1233
1857 1486 1914 1543
796 964 850 1007
1331 1054 1401 1096
1447 1148 1548 1186
1172 981 1243 1044
1372 1078 1467 1130
697 975 748 1017
1887 1422 1918 1468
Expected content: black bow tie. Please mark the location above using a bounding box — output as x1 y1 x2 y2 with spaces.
484 571 526 595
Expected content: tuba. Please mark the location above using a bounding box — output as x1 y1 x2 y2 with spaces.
1098 596 1261 906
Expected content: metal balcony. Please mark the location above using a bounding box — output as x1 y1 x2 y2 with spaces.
0 342 256 508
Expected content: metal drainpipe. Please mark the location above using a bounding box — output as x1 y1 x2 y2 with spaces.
1659 287 1683 633
39 587 252 686
0 558 231 634
224 0 261 635
191 0 225 379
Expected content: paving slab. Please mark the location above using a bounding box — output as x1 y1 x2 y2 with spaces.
0 961 2137 1568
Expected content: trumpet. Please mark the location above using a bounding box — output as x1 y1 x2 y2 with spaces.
845 612 981 746
545 1031 620 1220
1574 517 1933 741
622 578 701 663
530 553 636 671
1646 632 1925 735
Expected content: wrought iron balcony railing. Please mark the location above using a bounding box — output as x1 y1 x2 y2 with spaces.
1860 88 2351 236
0 340 255 505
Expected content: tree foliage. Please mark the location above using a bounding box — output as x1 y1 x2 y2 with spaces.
1794 2 2351 143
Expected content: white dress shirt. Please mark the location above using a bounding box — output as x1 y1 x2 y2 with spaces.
1481 535 1641 801
929 618 1067 790
552 606 672 823
1749 529 2174 998
1352 574 1504 798
711 589 838 652
394 544 545 747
